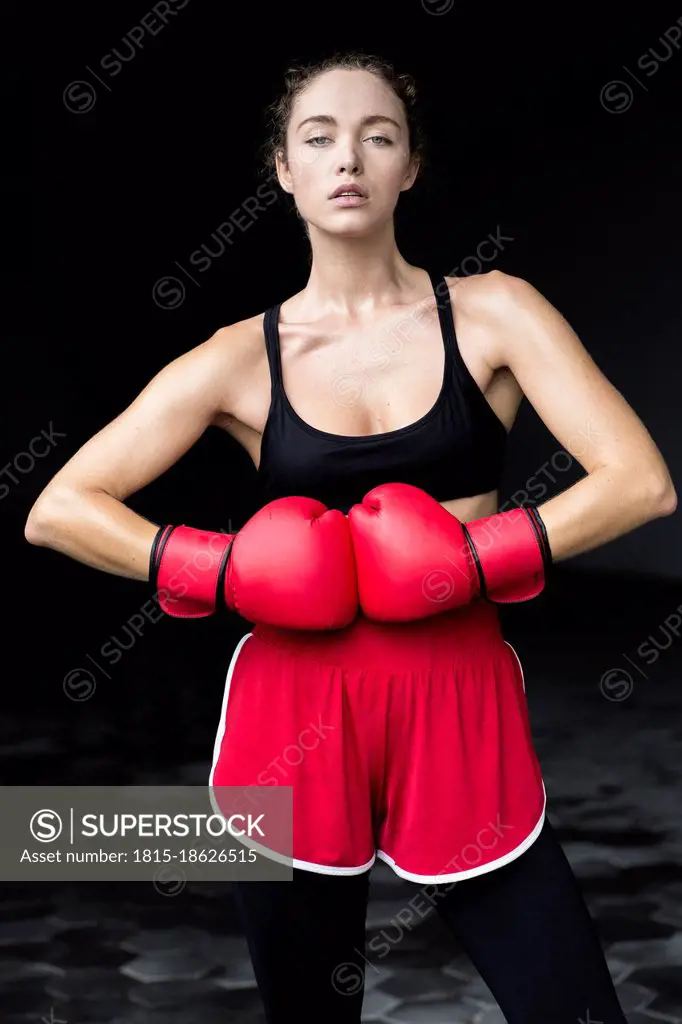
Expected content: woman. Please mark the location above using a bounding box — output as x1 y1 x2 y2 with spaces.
26 52 676 1023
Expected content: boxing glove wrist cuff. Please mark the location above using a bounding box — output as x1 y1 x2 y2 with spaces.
462 504 552 603
150 524 233 619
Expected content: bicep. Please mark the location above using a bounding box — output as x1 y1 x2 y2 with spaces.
482 273 668 477
44 333 231 502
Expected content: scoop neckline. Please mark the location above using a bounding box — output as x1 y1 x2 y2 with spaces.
278 358 450 443
273 283 452 443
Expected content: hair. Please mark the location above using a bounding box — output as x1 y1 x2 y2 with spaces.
259 52 428 184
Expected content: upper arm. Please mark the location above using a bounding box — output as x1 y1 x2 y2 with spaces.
465 271 674 486
38 326 245 504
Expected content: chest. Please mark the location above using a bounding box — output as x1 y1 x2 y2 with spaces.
274 306 478 437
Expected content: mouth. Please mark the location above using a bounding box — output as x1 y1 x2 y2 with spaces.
329 184 368 199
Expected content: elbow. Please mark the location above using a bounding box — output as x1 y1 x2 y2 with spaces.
645 474 678 519
24 500 57 547
24 488 79 547
24 502 49 546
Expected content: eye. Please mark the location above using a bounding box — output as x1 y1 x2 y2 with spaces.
366 135 393 145
305 135 330 146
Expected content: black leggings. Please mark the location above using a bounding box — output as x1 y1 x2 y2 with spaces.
232 816 627 1023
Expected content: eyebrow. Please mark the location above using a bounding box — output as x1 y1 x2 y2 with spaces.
295 114 402 133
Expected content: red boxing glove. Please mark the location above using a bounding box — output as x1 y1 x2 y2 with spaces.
465 505 550 603
225 497 358 629
150 524 230 619
347 483 550 622
150 496 359 630
347 483 477 621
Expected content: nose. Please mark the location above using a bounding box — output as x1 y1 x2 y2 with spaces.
335 136 363 177
337 159 361 175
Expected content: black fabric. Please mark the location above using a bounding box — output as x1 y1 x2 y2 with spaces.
232 816 627 1023
257 274 508 514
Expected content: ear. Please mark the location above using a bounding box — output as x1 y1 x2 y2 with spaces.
275 149 294 195
400 155 420 193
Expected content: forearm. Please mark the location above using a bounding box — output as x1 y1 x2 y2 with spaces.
435 465 672 606
25 490 359 631
524 465 672 562
25 487 159 580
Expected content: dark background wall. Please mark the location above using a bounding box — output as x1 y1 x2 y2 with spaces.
4 0 681 717
3 3 682 1021
14 2 682 559
3 1 681 716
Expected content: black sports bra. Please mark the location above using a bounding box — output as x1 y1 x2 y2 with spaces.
256 273 507 514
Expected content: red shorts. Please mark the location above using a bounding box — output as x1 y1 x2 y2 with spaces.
210 599 546 882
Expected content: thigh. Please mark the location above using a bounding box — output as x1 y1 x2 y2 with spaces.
232 867 371 1024
433 816 627 1024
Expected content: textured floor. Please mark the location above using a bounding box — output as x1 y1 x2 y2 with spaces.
3 579 682 1022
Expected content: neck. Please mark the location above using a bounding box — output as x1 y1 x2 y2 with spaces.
301 221 417 319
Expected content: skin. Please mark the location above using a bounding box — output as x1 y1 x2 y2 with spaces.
25 67 676 582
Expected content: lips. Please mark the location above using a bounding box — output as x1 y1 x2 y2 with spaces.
329 184 367 199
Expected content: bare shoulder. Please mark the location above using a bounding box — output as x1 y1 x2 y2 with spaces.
198 312 267 415
444 269 539 318
444 269 559 371
205 312 265 368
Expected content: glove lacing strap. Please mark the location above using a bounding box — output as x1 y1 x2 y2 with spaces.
149 524 175 591
151 525 237 613
459 523 486 599
216 535 236 614
460 504 552 602
522 502 552 575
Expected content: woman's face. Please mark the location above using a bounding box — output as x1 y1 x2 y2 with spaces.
277 68 418 238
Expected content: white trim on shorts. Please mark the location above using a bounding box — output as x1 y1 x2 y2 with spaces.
375 789 546 885
208 631 377 876
504 639 526 692
372 637 546 883
208 630 253 792
207 631 545 881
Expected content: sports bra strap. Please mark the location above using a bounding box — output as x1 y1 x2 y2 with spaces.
263 303 284 391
